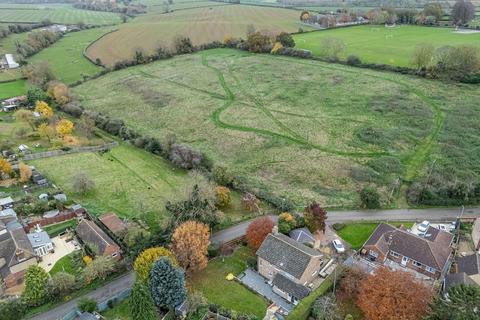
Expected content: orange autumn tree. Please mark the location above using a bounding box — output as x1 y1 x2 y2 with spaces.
246 216 274 251
48 81 71 105
357 267 433 320
19 162 32 182
172 220 210 273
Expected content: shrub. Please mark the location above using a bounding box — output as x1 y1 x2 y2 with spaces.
346 55 361 66
78 297 97 313
276 32 295 47
174 36 194 54
215 186 231 207
246 31 272 53
332 223 345 231
359 186 381 209
169 143 203 169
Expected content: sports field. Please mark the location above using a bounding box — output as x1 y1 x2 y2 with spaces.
29 27 114 84
73 48 480 207
86 4 310 66
0 3 121 25
293 25 480 67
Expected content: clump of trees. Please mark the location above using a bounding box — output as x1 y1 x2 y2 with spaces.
304 201 327 233
451 0 475 26
134 247 177 282
246 31 272 53
427 284 480 319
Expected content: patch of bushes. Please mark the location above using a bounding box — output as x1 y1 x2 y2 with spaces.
367 156 403 175
332 223 345 231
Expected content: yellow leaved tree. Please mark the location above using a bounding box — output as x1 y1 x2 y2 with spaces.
0 158 13 177
56 119 74 137
19 162 32 182
48 82 71 105
35 100 53 118
38 123 55 142
134 247 177 282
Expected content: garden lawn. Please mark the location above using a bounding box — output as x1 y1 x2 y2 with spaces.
49 254 75 275
293 25 480 67
43 219 77 237
337 221 415 250
0 79 26 99
29 27 113 84
190 246 269 318
102 298 130 320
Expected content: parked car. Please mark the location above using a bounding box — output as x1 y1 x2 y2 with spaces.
418 220 430 233
332 239 345 253
449 221 457 231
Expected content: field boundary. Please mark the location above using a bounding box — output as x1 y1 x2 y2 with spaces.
83 28 119 66
23 141 118 160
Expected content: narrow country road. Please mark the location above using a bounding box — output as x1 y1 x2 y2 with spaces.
211 206 480 244
29 272 135 320
30 206 480 319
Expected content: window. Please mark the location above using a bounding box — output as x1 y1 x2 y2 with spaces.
390 251 400 258
426 266 436 273
412 260 422 267
112 253 118 257
369 250 379 258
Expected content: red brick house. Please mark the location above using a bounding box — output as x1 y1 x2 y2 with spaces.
361 223 454 280
76 219 121 261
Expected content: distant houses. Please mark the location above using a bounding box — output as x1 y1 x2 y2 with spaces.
99 212 127 236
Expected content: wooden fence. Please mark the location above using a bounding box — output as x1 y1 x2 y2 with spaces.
23 142 118 160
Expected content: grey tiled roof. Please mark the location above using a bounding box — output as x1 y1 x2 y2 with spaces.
444 272 476 292
289 228 315 244
272 273 310 300
257 233 321 279
457 253 480 276
28 231 52 248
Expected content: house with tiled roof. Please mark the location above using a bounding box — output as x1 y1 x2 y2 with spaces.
361 223 454 280
256 232 323 304
444 253 480 293
76 219 121 261
99 212 127 236
0 219 36 295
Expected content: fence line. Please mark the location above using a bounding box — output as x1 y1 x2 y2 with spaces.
23 142 118 160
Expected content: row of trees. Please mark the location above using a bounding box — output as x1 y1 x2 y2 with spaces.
15 30 62 58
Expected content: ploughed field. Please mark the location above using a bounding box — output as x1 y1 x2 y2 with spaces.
0 3 121 25
86 4 310 66
73 48 480 207
294 25 480 67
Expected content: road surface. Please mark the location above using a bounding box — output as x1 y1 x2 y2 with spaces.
211 206 480 244
29 272 135 320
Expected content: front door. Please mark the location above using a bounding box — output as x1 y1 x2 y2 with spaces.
401 256 409 266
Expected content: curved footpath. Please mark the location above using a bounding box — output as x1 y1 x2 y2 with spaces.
30 206 480 319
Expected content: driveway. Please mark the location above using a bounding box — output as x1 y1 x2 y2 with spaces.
238 269 292 312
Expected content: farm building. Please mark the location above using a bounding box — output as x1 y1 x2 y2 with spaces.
1 105 17 112
1 54 20 69
0 197 14 210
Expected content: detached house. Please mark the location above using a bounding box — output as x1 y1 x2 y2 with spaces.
257 232 323 304
76 219 121 261
361 223 454 280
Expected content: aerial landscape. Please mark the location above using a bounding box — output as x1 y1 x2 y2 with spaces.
0 0 479 319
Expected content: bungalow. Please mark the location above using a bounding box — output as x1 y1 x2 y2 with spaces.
257 231 323 304
361 223 454 280
1 105 17 112
76 219 121 261
99 212 127 236
0 219 36 295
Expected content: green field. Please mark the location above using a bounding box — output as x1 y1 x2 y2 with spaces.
86 4 311 66
29 27 113 84
29 142 259 230
0 79 26 99
191 246 269 318
293 25 480 67
0 3 121 25
73 48 480 207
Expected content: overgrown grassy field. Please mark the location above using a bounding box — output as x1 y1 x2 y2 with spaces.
29 142 259 230
73 48 480 208
0 3 121 25
190 246 269 318
293 25 480 67
86 4 310 66
29 27 113 84
0 79 26 99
